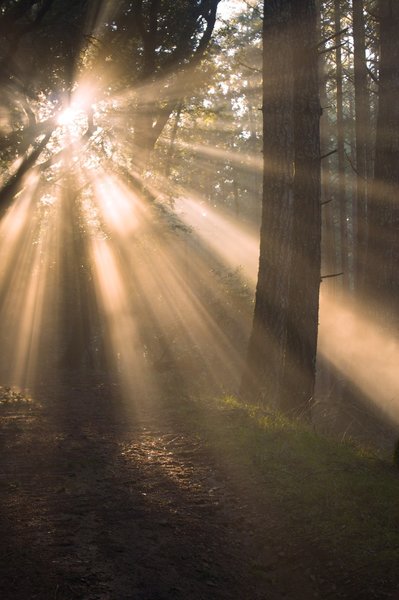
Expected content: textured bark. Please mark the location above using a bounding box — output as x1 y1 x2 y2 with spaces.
241 0 294 404
242 0 321 416
282 0 321 415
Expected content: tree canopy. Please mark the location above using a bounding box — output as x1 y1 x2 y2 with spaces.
0 0 221 211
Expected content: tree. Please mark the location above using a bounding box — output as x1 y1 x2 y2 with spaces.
333 0 348 289
366 0 399 327
352 0 370 290
241 0 321 416
0 0 221 210
149 6 263 223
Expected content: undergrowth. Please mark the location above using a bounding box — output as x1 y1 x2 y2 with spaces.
181 394 399 579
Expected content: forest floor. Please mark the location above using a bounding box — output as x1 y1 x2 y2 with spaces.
1 375 398 600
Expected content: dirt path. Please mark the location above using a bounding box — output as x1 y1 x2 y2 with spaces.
0 379 394 599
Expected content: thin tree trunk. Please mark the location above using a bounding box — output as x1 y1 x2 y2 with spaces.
164 102 183 179
334 0 347 289
353 0 370 290
318 0 338 295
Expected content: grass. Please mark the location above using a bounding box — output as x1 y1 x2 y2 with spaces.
180 394 399 578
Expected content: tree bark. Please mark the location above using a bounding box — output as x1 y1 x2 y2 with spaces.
282 0 321 415
366 0 399 326
334 0 347 289
353 0 370 290
241 0 294 404
241 0 321 417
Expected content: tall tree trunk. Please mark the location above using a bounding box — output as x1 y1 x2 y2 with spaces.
367 0 399 326
353 0 370 290
241 0 321 417
281 0 321 415
58 180 96 370
334 0 347 289
241 0 294 405
318 0 338 294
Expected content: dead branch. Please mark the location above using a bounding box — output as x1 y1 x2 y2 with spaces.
321 272 344 281
321 149 337 160
317 27 349 48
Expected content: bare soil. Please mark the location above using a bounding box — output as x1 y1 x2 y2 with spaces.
0 376 396 599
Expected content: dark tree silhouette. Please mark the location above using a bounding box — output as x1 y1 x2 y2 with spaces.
366 0 399 327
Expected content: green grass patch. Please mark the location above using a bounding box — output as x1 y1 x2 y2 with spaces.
185 394 399 573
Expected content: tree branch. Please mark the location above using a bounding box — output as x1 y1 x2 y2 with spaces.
0 130 52 214
320 272 344 281
316 26 349 48
320 148 337 160
319 41 347 55
366 66 379 85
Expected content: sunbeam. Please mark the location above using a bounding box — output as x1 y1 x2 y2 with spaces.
93 174 147 238
318 290 399 425
175 194 260 283
0 182 60 389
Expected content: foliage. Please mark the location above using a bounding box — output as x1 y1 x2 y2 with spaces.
0 0 222 193
149 4 263 222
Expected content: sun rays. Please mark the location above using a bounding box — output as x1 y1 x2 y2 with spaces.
0 179 61 389
0 74 399 436
0 131 254 410
0 7 397 439
318 289 399 425
87 173 252 403
1 102 398 433
174 194 260 283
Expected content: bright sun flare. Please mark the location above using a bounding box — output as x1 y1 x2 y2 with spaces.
57 106 80 126
55 101 91 140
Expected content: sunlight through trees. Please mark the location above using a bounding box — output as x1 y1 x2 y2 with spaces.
0 0 398 443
